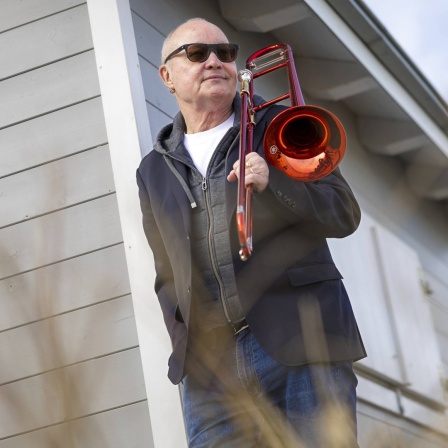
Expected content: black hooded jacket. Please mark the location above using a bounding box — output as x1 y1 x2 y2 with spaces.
136 93 366 384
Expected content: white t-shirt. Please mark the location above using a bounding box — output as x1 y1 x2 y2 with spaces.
183 114 235 177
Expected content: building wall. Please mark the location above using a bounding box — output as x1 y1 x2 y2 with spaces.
129 0 448 446
0 1 153 446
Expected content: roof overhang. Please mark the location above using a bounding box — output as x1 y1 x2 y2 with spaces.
220 0 448 212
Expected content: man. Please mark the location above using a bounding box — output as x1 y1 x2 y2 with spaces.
136 17 366 447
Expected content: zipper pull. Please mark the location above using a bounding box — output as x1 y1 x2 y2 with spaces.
202 178 207 191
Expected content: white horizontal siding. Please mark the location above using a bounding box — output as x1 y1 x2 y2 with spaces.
0 401 152 448
0 97 107 178
0 50 100 129
0 145 114 228
0 1 150 445
145 103 172 155
0 4 93 80
0 245 130 331
0 295 138 384
132 13 176 140
132 12 164 67
0 348 147 439
0 194 122 279
0 0 84 32
139 55 178 118
131 0 192 37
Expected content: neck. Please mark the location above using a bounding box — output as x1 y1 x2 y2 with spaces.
181 102 234 134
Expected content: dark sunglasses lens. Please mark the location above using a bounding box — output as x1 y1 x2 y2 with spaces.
216 44 237 62
185 44 238 63
186 44 209 62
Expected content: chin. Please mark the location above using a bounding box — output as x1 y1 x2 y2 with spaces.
207 88 234 101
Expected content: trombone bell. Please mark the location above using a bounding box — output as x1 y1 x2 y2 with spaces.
264 105 346 181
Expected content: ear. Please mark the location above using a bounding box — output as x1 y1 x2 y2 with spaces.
159 64 174 90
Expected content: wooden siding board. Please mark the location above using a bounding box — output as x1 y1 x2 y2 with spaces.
139 56 178 117
0 195 122 280
0 245 131 331
0 5 93 81
0 295 138 384
0 50 100 129
145 103 172 155
0 0 84 33
130 0 192 37
0 97 108 178
0 145 115 228
0 401 153 448
0 348 147 439
132 12 164 67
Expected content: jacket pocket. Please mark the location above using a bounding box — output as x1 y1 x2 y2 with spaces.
287 262 343 287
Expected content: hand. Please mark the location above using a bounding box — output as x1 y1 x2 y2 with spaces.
227 153 269 193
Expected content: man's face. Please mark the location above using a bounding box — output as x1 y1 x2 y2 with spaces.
160 21 238 109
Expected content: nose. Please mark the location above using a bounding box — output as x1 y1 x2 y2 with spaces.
205 50 222 66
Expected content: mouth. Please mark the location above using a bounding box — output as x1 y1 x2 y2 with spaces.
203 76 226 81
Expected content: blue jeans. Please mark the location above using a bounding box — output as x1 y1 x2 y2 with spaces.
182 328 359 448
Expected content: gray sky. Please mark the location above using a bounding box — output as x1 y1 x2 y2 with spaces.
362 0 448 102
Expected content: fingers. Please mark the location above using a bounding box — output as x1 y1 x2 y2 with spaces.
244 154 269 179
245 161 256 175
228 153 269 192
244 153 263 174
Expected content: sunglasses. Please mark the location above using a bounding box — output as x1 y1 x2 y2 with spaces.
164 43 239 64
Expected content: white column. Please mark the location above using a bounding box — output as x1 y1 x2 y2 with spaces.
86 1 187 447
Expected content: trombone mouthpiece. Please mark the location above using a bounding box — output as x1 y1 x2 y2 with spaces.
238 69 252 83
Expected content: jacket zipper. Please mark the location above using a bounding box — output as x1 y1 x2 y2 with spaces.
202 177 233 325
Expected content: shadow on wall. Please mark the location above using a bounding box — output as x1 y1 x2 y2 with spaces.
0 242 445 447
0 240 112 447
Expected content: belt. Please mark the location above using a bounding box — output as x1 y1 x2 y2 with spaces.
232 319 249 335
191 320 249 354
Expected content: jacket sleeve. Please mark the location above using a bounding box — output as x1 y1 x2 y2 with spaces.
253 108 361 239
261 166 361 238
136 168 182 335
